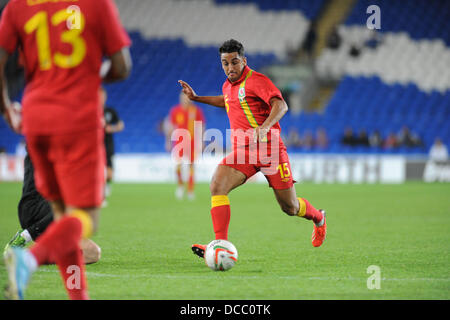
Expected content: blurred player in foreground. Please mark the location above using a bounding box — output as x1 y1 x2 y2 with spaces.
101 87 124 203
0 0 131 299
179 39 326 259
167 92 205 200
3 153 101 264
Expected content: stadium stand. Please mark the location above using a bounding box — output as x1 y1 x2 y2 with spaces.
280 76 450 154
214 0 325 19
311 0 450 154
1 0 312 153
106 34 278 153
114 0 312 58
345 0 450 45
0 0 448 156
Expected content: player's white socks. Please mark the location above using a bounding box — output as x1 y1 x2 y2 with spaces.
175 185 185 200
105 183 112 197
187 192 195 201
23 249 38 272
20 229 32 243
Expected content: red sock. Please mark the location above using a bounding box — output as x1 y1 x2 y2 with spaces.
30 216 88 300
188 166 194 193
29 221 57 266
211 195 231 240
56 247 89 300
298 197 323 224
176 165 183 185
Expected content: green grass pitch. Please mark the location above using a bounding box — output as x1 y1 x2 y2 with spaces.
0 182 449 300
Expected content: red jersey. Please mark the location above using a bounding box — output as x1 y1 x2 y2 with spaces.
222 65 285 147
0 0 131 135
169 104 205 141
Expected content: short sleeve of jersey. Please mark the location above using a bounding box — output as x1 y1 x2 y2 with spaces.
97 0 131 56
252 73 284 106
0 2 19 54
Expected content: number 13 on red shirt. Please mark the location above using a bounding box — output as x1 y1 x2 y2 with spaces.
24 7 86 70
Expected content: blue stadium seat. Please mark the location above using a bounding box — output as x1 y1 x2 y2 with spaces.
346 0 450 45
214 0 325 19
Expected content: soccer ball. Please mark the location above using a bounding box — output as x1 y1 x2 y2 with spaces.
204 239 238 271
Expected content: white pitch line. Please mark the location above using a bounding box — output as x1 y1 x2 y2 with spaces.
33 269 450 282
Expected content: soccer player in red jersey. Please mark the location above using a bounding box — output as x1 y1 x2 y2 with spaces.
0 0 131 299
167 92 205 200
179 39 326 258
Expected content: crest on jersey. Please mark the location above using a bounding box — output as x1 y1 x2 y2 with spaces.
238 87 246 102
176 113 185 124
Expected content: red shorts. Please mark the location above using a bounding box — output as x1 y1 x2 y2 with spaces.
26 129 105 208
220 143 295 190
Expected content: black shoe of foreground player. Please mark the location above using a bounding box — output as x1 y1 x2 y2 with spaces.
191 244 206 258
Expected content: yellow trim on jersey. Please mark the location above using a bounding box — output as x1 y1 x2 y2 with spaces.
27 0 79 6
211 195 230 208
224 95 230 113
238 69 259 128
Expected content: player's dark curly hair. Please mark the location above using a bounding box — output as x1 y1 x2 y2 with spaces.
219 39 245 57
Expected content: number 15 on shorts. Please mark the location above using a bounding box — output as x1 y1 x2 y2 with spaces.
278 162 291 182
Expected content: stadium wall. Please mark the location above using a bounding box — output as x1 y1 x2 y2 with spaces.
3 155 447 183
113 154 407 184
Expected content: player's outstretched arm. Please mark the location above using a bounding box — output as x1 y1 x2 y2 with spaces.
105 120 124 134
178 80 225 108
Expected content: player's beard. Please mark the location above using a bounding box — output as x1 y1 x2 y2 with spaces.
228 66 245 82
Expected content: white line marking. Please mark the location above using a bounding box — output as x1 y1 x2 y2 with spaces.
32 269 450 282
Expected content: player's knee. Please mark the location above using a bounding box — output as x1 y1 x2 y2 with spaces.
209 180 227 196
280 201 298 216
81 239 101 264
89 244 101 264
209 183 220 195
